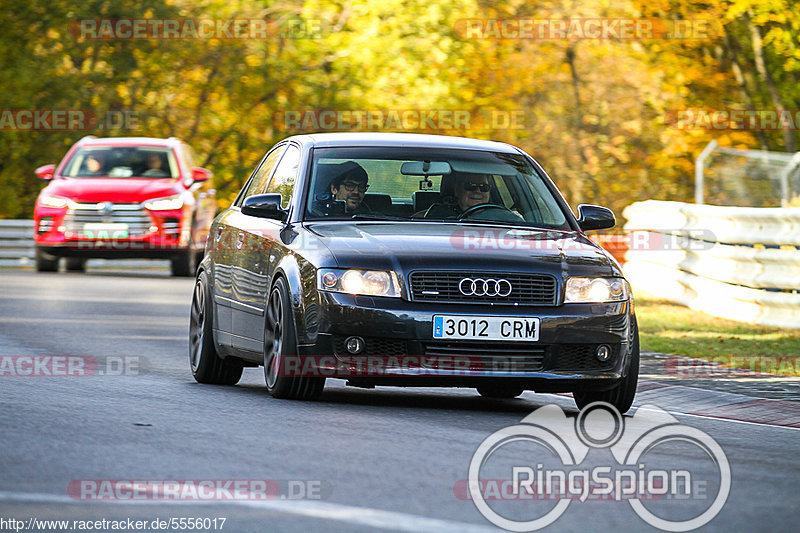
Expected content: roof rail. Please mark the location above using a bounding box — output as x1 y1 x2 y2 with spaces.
78 135 97 143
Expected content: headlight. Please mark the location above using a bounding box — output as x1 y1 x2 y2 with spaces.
317 269 401 298
143 195 183 210
39 194 70 208
565 277 628 303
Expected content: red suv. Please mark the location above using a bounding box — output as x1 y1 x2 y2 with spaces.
33 136 217 276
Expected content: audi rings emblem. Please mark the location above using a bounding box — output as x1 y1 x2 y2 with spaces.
458 278 513 297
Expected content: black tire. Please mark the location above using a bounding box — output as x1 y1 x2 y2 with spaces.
65 257 86 272
189 270 243 385
35 247 59 272
171 250 196 277
476 384 525 399
264 277 325 400
574 316 640 414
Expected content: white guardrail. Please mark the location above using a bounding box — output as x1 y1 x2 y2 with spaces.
623 200 800 329
0 220 35 267
0 220 170 269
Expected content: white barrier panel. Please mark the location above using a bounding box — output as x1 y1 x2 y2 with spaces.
625 260 800 329
0 220 34 266
624 200 800 246
622 201 800 329
626 231 800 290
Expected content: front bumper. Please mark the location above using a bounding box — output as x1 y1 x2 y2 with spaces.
34 205 194 258
294 292 635 392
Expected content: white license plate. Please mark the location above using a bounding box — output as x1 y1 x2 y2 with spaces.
82 223 129 238
432 315 540 341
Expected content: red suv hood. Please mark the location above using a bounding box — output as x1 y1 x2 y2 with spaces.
45 177 182 203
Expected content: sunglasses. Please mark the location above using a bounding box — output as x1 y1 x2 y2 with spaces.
340 181 369 192
462 182 491 192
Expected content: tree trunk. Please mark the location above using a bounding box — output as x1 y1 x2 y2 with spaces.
747 18 796 152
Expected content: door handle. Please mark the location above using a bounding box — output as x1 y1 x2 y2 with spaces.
236 232 245 249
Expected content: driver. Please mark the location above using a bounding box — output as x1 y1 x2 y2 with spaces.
330 162 370 214
454 173 491 212
142 153 170 177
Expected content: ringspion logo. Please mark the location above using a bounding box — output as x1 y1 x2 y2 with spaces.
466 402 730 531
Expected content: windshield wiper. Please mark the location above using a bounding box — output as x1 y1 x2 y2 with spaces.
454 218 534 228
349 214 406 221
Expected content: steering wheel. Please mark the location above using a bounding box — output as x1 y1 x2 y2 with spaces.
457 203 521 221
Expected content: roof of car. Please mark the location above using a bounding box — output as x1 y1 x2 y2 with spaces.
289 132 522 153
77 136 184 148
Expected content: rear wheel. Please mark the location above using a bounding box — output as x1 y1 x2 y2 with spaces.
171 250 196 277
65 257 86 272
189 270 243 385
35 247 59 272
573 317 640 414
476 384 525 399
264 277 325 400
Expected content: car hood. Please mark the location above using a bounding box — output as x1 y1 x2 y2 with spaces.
303 221 620 278
44 178 181 203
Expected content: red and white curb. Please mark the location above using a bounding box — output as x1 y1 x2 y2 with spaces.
633 381 800 428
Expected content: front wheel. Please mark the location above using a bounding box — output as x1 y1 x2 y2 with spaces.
189 270 243 385
35 247 59 272
263 277 324 400
573 317 640 413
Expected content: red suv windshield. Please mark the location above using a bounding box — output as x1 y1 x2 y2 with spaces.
62 147 177 179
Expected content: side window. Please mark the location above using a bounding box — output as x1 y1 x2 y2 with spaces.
237 146 286 206
266 145 300 209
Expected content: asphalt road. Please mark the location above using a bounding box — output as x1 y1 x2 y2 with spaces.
1 267 799 532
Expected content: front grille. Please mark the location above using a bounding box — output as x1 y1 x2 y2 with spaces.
548 344 619 371
423 341 546 372
410 271 557 305
64 203 153 237
333 336 408 356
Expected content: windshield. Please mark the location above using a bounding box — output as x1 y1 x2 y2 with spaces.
304 147 570 229
62 147 178 179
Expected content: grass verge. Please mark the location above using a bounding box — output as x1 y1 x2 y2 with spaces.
636 298 800 377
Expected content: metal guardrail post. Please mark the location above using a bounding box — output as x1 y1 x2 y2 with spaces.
694 140 718 204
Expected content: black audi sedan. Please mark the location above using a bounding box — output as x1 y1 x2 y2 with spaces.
189 133 639 412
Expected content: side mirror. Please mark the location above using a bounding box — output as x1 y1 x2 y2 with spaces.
36 164 56 180
190 167 212 183
577 204 615 231
241 194 287 221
